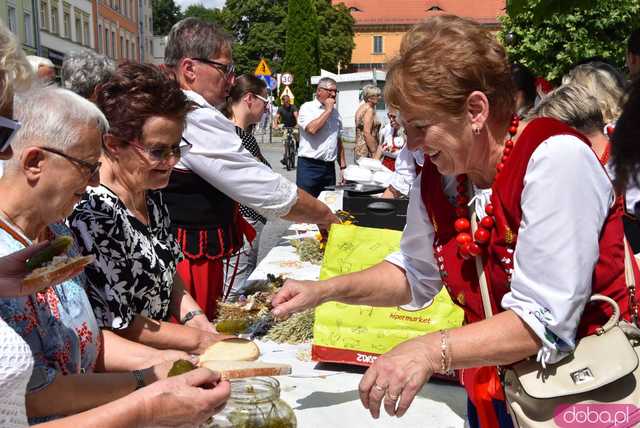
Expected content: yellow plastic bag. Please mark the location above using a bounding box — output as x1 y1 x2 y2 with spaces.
312 224 463 365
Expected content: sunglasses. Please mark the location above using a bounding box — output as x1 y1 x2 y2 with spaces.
0 116 21 152
319 87 338 94
191 58 236 78
125 138 193 163
253 93 269 103
40 146 102 179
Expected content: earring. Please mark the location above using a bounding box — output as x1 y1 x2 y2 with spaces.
472 126 481 136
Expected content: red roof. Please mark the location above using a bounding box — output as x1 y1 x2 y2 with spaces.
333 0 505 26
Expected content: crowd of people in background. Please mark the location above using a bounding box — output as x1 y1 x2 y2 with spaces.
1 11 640 428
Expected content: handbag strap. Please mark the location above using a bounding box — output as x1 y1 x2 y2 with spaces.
470 211 639 327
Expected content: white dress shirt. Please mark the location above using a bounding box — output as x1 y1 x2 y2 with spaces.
176 90 298 220
379 123 406 159
386 135 614 365
389 146 424 196
297 98 342 162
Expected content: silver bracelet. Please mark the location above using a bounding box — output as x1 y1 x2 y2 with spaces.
181 309 205 325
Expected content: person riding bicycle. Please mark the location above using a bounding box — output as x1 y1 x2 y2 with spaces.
273 95 299 166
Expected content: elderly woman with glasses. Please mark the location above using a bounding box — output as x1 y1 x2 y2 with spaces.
69 63 230 354
0 84 195 423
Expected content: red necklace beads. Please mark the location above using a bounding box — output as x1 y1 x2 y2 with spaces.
453 115 519 259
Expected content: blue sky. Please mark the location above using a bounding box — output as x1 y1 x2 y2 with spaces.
176 0 225 10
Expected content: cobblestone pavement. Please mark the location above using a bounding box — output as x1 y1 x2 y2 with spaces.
254 132 355 263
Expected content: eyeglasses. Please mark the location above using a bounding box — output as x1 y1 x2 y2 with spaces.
253 93 269 104
319 87 338 94
0 116 21 152
125 138 193 163
191 58 236 78
40 146 102 179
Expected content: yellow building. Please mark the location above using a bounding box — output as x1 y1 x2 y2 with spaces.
335 0 505 71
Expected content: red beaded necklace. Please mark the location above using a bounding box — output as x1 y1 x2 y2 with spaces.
453 114 519 259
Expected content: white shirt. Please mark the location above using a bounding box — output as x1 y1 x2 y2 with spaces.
297 98 342 162
386 135 614 365
389 146 424 196
177 90 298 220
379 123 406 158
0 316 32 428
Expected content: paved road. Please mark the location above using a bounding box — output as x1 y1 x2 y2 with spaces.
254 131 355 263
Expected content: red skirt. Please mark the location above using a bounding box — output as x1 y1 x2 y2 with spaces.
176 257 225 320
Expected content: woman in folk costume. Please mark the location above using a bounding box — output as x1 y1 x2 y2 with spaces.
270 15 639 427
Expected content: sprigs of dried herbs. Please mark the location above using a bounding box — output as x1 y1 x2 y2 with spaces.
265 310 315 344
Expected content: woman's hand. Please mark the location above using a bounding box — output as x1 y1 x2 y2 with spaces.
139 367 230 428
359 334 439 419
271 279 328 318
185 313 217 334
0 241 52 297
194 332 237 355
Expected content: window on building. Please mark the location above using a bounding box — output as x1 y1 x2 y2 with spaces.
373 35 383 54
98 24 102 52
132 40 136 61
7 5 17 34
51 4 59 34
40 0 48 30
24 11 34 45
83 19 90 46
63 11 71 38
111 31 115 57
120 35 123 58
125 39 129 59
75 16 82 43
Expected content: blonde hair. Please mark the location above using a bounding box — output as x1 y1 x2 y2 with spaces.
562 62 625 123
528 83 604 135
385 15 514 126
0 22 33 107
361 84 381 102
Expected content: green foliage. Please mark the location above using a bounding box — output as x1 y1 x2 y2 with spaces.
183 4 225 24
500 0 640 82
316 0 354 73
283 0 320 103
152 0 183 35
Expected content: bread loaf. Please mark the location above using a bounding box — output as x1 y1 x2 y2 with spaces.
200 338 260 362
199 360 292 380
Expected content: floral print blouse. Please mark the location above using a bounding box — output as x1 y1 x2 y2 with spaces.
0 223 101 399
68 185 183 330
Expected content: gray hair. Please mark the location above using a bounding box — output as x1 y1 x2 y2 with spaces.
0 21 33 107
361 84 381 102
317 77 337 89
528 83 604 135
25 55 54 73
61 50 115 99
5 86 109 173
562 61 625 123
164 18 232 67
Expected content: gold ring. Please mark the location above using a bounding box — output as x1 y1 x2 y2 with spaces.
386 392 399 401
373 384 386 392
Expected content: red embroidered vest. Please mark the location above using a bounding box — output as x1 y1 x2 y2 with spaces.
421 117 639 337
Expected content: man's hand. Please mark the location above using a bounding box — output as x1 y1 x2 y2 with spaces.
0 241 60 297
323 97 336 110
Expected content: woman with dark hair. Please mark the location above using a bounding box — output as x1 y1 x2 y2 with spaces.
69 63 230 354
220 74 271 298
511 63 536 118
272 15 638 427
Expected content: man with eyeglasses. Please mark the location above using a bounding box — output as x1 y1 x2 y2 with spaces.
297 77 347 197
162 18 338 319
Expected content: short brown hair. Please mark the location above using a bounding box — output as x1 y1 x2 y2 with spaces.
96 63 192 142
164 18 232 67
385 15 514 125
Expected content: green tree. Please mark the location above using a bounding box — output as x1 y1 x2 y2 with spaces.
183 4 225 24
283 0 320 103
500 0 640 82
152 0 183 35
316 0 354 73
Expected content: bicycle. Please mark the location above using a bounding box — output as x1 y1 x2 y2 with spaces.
282 127 297 171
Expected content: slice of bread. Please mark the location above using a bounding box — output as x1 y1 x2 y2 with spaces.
199 360 292 380
22 255 94 291
200 338 260 362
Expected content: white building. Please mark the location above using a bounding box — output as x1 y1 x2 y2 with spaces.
151 34 165 65
138 0 152 62
38 0 94 66
311 69 387 142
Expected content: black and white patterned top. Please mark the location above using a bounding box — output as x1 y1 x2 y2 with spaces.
236 126 271 224
68 185 183 330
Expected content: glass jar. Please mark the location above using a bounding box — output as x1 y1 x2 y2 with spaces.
207 377 297 428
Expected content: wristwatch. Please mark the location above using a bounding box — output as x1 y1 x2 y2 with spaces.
180 309 205 325
132 369 146 390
